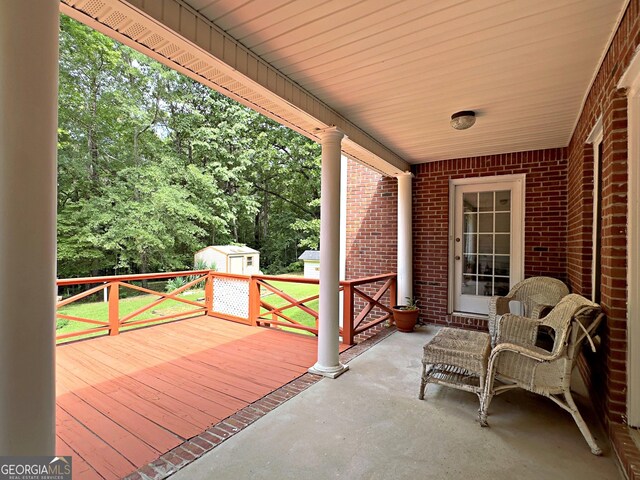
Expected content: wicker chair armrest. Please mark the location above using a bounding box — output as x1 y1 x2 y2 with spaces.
495 314 540 347
489 341 557 364
489 295 512 317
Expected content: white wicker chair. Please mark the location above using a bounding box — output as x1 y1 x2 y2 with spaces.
488 276 569 348
480 294 604 455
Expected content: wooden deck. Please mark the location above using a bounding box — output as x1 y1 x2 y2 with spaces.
55 316 332 479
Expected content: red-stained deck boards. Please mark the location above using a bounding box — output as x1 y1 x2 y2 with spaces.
56 315 326 479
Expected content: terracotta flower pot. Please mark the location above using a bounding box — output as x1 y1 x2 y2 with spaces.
392 306 419 332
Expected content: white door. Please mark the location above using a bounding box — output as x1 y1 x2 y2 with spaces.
451 177 524 315
229 256 244 274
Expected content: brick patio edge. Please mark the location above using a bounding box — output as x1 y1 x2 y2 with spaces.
610 423 640 480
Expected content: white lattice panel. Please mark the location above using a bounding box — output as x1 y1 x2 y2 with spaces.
213 277 249 319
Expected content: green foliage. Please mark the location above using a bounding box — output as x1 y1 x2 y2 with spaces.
186 259 211 288
263 260 304 275
292 217 320 250
287 260 304 273
58 15 321 278
165 276 187 293
56 319 69 330
396 297 420 310
194 259 212 270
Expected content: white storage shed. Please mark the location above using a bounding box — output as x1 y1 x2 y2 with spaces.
299 250 320 279
194 245 260 275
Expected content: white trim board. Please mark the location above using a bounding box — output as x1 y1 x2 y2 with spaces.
618 47 640 427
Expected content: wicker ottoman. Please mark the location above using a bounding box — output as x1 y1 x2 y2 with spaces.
418 327 491 425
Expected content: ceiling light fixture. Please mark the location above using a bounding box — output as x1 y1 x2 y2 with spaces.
450 110 476 130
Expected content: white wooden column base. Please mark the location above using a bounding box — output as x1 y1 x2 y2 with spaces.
308 363 349 378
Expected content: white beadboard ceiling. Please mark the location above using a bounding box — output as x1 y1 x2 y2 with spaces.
182 0 626 163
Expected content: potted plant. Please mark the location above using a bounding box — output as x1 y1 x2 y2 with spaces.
392 297 420 332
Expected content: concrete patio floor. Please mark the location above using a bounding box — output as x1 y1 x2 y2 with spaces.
171 327 622 480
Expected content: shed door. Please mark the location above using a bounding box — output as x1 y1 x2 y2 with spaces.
229 256 244 274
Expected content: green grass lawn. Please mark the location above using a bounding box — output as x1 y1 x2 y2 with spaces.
56 289 205 344
259 280 319 335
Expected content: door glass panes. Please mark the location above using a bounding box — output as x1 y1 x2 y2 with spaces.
479 213 493 232
494 255 510 276
495 213 510 232
479 192 493 211
463 193 478 212
494 278 510 296
463 255 477 274
462 275 477 295
478 234 493 253
478 255 493 275
495 191 511 211
460 190 511 296
495 235 510 254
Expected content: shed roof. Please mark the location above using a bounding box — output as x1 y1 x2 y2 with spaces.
298 250 320 261
196 245 259 255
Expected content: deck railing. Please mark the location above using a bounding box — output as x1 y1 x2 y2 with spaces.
56 270 250 342
341 273 397 345
57 270 396 345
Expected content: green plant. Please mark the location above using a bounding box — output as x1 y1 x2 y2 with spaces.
56 318 70 330
194 259 212 271
187 259 213 288
286 260 303 273
165 276 187 293
263 262 287 275
396 297 419 311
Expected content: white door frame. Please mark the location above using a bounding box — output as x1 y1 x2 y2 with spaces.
448 174 526 315
618 49 640 427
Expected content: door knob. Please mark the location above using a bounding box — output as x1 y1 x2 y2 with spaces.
455 255 461 260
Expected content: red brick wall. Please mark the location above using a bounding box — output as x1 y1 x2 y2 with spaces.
345 160 397 280
412 149 568 329
345 160 398 321
566 0 639 426
346 150 568 330
566 142 594 297
345 0 637 443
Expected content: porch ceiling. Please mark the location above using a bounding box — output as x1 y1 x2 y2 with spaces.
185 0 626 163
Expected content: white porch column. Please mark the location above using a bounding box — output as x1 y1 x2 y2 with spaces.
0 0 59 455
309 127 349 378
338 155 347 330
397 172 413 305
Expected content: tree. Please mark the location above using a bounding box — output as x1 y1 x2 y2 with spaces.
57 15 321 278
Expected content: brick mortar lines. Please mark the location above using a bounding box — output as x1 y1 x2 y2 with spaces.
610 424 640 480
124 324 397 480
567 9 640 479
